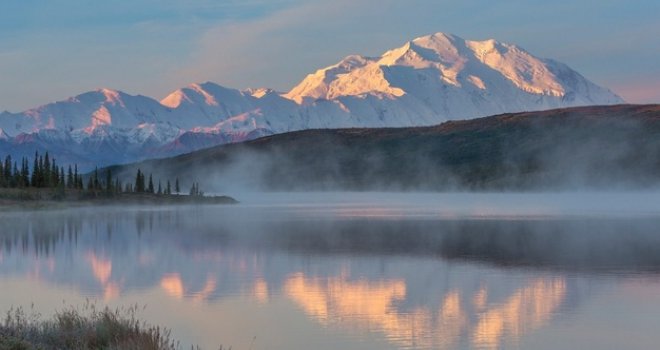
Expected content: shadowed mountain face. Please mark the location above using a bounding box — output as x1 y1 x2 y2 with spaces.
106 104 660 191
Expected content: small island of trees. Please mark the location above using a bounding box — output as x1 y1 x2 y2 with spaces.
0 152 235 205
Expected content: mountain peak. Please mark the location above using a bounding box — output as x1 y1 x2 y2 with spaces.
413 32 461 44
286 32 624 105
283 55 375 103
161 83 220 108
98 88 124 103
96 87 120 94
244 87 277 98
67 88 128 106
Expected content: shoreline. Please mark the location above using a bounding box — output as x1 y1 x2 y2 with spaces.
0 189 238 211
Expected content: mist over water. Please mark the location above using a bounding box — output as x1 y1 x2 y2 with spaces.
232 191 660 218
2 192 660 349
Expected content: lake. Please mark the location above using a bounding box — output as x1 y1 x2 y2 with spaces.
2 192 660 349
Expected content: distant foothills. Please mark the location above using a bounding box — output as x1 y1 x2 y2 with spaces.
0 33 623 169
103 104 660 192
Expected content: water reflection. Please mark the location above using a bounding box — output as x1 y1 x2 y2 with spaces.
471 278 566 349
1 206 659 349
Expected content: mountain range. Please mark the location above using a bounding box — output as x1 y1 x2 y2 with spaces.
0 33 623 169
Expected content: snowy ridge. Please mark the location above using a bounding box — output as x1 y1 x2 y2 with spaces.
0 33 624 169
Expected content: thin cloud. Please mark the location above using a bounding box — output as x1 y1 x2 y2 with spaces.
170 0 416 92
610 77 660 104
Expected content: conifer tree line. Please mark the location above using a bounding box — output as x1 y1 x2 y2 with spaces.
128 168 197 196
0 152 202 197
0 151 83 189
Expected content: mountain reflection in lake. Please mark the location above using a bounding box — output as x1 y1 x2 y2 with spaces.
2 194 660 350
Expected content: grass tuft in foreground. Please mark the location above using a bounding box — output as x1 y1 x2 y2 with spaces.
0 303 179 350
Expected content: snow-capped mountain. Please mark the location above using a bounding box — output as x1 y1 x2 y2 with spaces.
0 33 623 169
285 33 622 119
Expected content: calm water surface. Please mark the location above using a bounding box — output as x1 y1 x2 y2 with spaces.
2 192 660 349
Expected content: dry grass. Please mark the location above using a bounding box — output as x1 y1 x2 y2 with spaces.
0 303 182 350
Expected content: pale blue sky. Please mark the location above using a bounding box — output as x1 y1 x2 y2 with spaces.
1 0 658 111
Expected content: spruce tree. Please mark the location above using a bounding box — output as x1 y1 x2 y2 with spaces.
105 169 113 194
189 182 202 197
73 164 79 189
15 159 22 188
56 167 65 198
135 169 141 192
21 158 29 187
175 178 180 194
87 176 94 191
93 167 100 190
0 158 4 187
51 159 58 187
67 165 74 189
11 162 18 188
5 155 13 184
60 167 65 188
148 174 154 194
135 169 146 193
31 152 38 187
43 153 51 187
37 155 44 187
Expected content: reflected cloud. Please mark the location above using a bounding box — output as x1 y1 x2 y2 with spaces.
160 273 218 302
103 282 121 301
86 252 112 285
436 290 467 349
252 278 269 304
471 278 566 349
284 273 407 325
472 286 488 312
161 273 185 299
192 276 218 302
86 251 120 300
285 273 566 350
